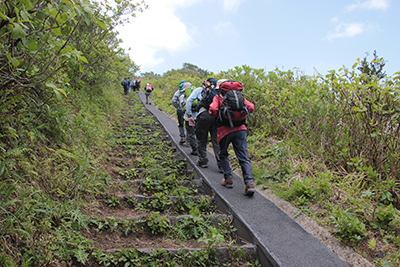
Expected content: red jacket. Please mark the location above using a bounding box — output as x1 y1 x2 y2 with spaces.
209 94 255 144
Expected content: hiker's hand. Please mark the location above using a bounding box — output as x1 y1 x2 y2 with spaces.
188 117 195 126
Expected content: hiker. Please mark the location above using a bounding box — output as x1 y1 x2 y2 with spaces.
129 79 135 92
144 83 154 104
208 79 256 196
172 81 188 144
186 78 222 171
121 77 129 95
180 82 198 156
135 78 141 91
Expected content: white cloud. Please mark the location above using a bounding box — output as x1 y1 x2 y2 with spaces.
221 0 244 12
117 0 200 72
213 21 238 35
346 0 389 11
330 17 339 23
325 22 365 41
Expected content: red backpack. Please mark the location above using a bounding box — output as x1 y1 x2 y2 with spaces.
145 84 153 92
218 80 250 127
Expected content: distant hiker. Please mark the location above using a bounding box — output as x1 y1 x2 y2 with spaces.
186 78 221 171
129 80 135 92
209 79 256 196
144 83 154 104
121 77 129 95
135 78 141 91
179 82 198 156
172 80 188 144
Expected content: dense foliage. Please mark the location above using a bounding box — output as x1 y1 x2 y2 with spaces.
0 0 144 265
149 56 400 266
1 0 399 265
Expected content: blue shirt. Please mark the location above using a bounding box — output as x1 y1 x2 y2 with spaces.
185 86 205 118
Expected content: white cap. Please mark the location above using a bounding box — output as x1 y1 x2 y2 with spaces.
215 79 229 89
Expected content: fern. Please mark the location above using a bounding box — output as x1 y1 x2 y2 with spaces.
368 238 376 250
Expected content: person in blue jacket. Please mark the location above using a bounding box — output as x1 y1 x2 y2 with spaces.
186 78 221 171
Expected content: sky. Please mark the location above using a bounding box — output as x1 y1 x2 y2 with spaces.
117 0 399 77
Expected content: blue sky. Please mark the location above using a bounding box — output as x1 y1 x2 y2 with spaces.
117 0 399 77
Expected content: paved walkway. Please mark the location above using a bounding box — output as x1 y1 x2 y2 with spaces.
139 92 349 267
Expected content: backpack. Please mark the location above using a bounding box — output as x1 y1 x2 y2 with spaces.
199 78 218 110
218 80 250 127
184 87 198 111
145 84 153 92
121 79 128 86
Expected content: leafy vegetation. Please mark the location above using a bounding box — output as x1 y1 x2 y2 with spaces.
147 53 400 266
0 0 145 265
1 1 399 265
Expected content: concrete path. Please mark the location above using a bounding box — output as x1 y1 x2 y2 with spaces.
138 92 349 267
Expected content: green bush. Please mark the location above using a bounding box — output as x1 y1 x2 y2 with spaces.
329 207 367 242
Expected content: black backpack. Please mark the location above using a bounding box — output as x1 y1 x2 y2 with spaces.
218 80 250 127
199 78 218 110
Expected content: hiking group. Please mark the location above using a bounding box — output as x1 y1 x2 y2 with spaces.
172 78 255 196
121 77 142 95
121 76 255 196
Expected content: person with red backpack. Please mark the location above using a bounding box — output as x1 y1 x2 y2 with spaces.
135 78 141 91
208 79 256 196
144 83 154 104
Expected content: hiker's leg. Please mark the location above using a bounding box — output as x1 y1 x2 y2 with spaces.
195 112 209 165
231 130 253 184
219 134 232 179
185 120 197 151
177 110 185 137
209 114 221 167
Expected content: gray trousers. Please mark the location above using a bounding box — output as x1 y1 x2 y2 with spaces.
185 120 197 151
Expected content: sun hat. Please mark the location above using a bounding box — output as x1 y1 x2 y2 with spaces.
215 79 229 89
183 82 192 90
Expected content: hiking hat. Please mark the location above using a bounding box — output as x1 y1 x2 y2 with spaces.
207 78 218 88
179 80 186 91
183 82 192 90
215 79 229 89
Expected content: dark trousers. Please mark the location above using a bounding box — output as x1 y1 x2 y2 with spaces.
219 130 253 184
195 111 220 166
145 92 151 103
177 109 185 137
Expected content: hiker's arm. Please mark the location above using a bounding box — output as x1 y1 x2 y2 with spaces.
185 89 200 117
208 94 221 117
172 91 179 108
244 99 255 113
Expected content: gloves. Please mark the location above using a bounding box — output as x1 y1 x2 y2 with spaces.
188 116 195 126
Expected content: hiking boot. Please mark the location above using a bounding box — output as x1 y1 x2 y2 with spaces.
221 177 233 188
196 161 208 168
244 180 255 196
179 137 186 144
190 150 198 156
